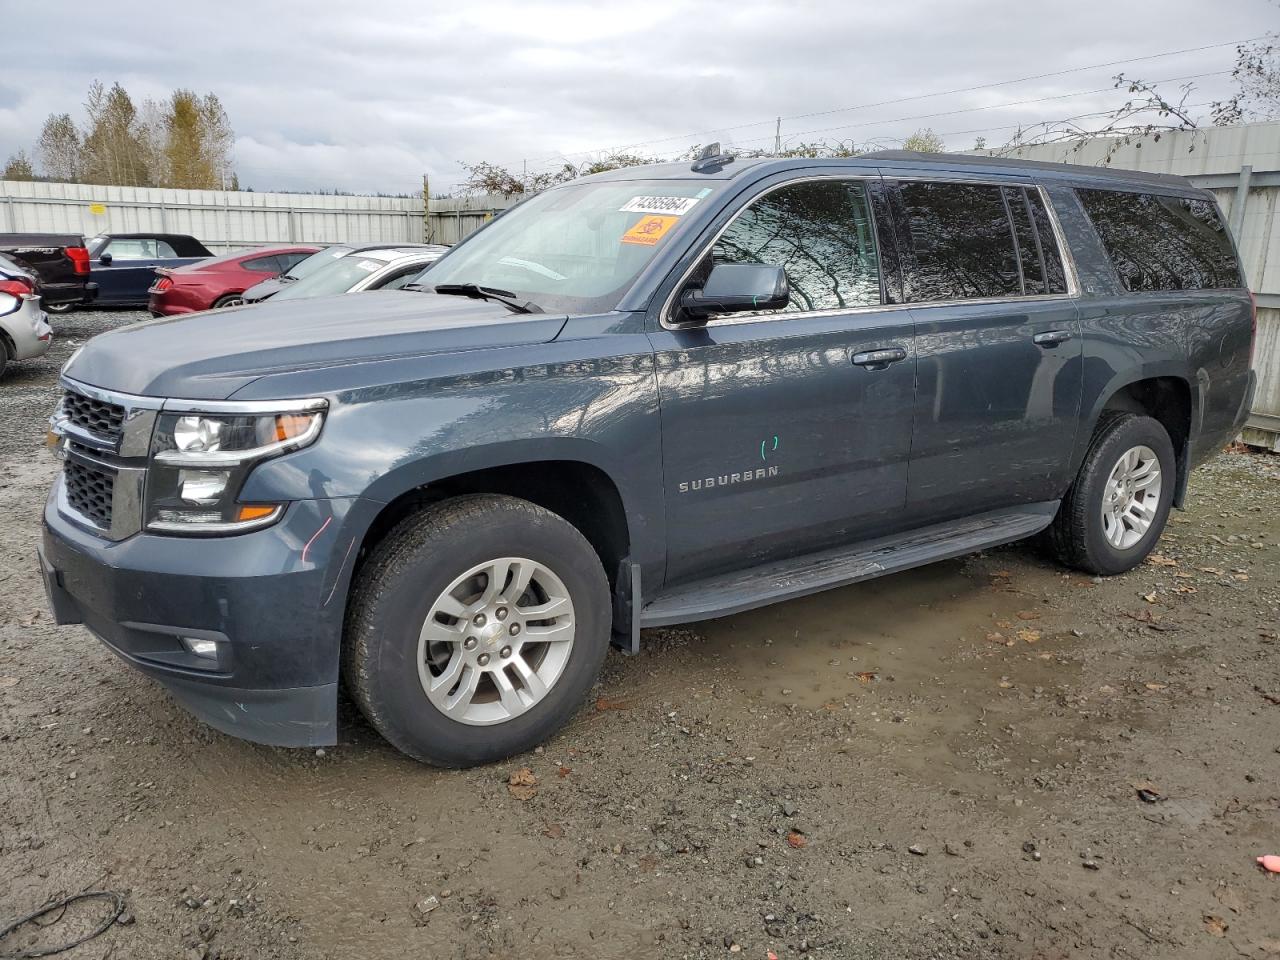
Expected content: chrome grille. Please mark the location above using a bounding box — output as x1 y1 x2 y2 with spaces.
63 391 125 443
64 458 115 529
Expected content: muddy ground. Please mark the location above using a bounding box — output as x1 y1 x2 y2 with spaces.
1 309 1278 960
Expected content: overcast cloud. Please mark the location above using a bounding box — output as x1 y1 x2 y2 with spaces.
0 0 1270 195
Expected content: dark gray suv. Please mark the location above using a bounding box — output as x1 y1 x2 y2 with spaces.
40 150 1257 766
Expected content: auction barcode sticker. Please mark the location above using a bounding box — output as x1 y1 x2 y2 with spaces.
620 196 700 215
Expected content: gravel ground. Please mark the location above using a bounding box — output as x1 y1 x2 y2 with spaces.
1 309 1279 960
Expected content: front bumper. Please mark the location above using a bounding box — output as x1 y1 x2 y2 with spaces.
40 485 374 747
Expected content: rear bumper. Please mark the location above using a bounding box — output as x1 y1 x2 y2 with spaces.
41 280 96 307
39 485 376 747
2 299 52 360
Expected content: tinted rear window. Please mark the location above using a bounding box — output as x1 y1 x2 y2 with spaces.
897 182 1022 302
1076 189 1241 291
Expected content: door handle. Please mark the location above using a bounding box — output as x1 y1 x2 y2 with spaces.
1033 330 1072 347
851 346 908 369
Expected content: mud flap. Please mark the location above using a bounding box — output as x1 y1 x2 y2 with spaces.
610 560 641 656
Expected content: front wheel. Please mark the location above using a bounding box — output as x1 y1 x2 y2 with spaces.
212 294 246 309
1047 412 1175 575
343 494 611 767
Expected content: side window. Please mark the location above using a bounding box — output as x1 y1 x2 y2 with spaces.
1025 189 1068 294
241 255 281 273
155 240 178 258
1077 189 1242 291
376 266 424 291
1004 187 1046 296
278 252 309 271
898 181 1022 302
106 240 152 260
710 179 882 314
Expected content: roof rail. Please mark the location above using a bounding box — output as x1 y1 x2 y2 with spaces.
691 142 735 173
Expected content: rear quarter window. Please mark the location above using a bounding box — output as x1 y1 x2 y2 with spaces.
1076 189 1241 292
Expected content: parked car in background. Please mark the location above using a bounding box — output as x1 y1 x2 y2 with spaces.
0 233 96 314
268 244 448 302
148 245 320 316
89 233 213 307
242 243 408 303
0 252 52 377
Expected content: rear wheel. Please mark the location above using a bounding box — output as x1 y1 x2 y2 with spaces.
213 294 246 309
1047 412 1175 575
43 301 75 315
343 494 611 767
0 337 9 379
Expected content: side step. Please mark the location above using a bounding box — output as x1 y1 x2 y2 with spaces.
639 501 1059 628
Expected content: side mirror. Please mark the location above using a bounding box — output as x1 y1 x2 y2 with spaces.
679 263 789 321
97 252 112 265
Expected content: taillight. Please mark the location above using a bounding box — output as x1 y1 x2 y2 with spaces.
155 277 174 291
67 246 90 275
0 278 35 297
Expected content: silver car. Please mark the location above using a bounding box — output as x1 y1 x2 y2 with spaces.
0 253 52 378
267 245 448 303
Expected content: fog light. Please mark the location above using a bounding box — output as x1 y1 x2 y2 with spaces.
179 469 229 505
181 637 220 660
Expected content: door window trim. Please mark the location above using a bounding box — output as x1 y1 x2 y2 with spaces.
661 174 1080 330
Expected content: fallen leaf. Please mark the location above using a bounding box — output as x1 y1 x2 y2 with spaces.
1099 684 1117 695
507 767 538 801
1146 554 1178 567
1233 573 1250 582
1203 914 1228 938
786 831 807 849
985 632 1006 644
542 822 564 839
1173 571 1194 579
1015 610 1042 621
992 569 1012 579
998 679 1014 689
854 671 878 684
594 697 630 712
1016 628 1041 644
1199 566 1225 576
557 765 572 778
1143 593 1159 604
1132 780 1163 804
1175 585 1197 594
1144 682 1169 692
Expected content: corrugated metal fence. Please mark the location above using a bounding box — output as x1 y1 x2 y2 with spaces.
0 179 512 252
978 122 1280 450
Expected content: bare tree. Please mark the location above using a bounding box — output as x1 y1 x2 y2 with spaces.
36 113 81 182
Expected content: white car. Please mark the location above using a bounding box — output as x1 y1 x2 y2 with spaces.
0 253 52 379
267 245 448 303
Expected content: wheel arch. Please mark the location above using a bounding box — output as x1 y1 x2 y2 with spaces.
1079 371 1196 507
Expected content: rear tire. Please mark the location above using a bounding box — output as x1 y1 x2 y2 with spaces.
0 338 10 379
43 301 75 315
343 494 611 767
1047 412 1175 575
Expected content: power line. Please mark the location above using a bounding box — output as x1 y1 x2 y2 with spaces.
488 35 1260 174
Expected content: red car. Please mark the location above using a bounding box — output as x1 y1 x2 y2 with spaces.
148 245 320 316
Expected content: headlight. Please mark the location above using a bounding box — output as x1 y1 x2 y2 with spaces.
145 403 326 534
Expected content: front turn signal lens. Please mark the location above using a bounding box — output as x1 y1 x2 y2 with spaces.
236 504 280 523
274 414 314 442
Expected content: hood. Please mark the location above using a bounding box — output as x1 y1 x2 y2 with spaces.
65 290 569 400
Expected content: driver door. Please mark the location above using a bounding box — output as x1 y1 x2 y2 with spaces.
649 177 918 587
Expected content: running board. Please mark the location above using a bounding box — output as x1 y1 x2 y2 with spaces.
640 501 1059 628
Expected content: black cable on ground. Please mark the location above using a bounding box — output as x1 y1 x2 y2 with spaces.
0 891 126 959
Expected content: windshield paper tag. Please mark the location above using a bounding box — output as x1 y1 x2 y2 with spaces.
620 196 700 215
621 215 679 246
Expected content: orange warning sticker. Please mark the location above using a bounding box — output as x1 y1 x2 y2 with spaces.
621 214 679 246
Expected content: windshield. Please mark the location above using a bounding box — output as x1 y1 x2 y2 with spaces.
271 252 393 300
284 245 353 280
415 179 718 314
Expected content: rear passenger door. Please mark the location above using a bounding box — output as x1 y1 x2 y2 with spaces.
886 178 1083 519
651 176 918 586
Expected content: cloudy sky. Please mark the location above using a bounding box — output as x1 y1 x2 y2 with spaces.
0 0 1271 195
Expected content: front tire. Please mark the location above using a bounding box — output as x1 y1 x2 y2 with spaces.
213 294 245 309
1047 412 1175 575
343 495 611 767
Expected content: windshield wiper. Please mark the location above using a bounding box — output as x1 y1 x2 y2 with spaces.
430 283 542 314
